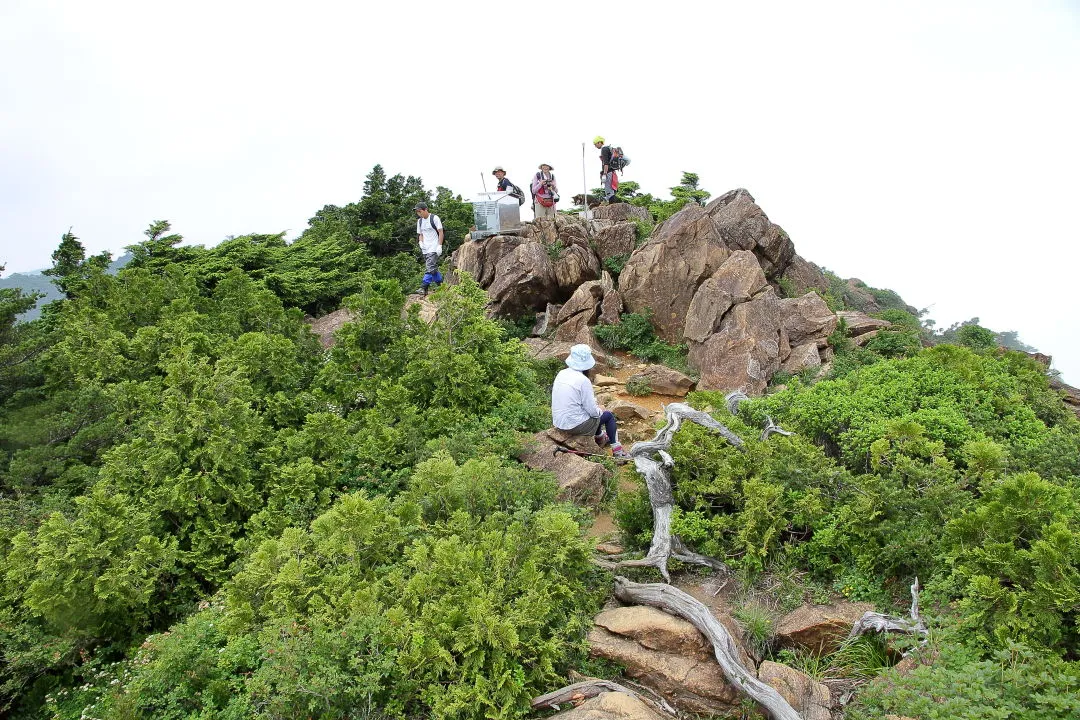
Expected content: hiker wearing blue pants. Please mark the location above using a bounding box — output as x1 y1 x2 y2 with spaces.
414 202 443 294
551 344 630 460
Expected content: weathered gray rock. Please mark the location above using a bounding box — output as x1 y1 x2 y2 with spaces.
307 307 354 349
594 222 638 260
689 289 786 394
518 428 609 506
757 661 831 720
553 243 602 298
589 610 742 715
619 204 730 342
706 188 794 279
626 365 694 397
836 310 892 336
775 602 876 655
781 342 822 374
555 281 605 342
450 234 523 288
609 399 655 421
593 374 620 387
782 254 829 296
546 691 668 720
592 203 652 223
486 242 558 317
780 292 838 348
683 250 768 343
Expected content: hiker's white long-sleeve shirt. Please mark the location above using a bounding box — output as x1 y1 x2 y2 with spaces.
551 368 600 429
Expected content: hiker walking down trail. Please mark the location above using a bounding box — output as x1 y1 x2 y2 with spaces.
531 163 559 219
552 344 631 460
593 136 618 203
414 202 444 295
492 166 526 206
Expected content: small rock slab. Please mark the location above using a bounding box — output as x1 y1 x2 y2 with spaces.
518 429 609 506
593 374 621 387
758 661 831 720
835 310 891 337
609 399 655 421
306 307 354 349
547 691 668 720
775 602 875 655
626 365 694 397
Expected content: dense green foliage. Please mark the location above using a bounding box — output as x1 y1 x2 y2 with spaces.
593 311 690 372
614 173 711 223
0 169 600 719
616 342 1080 712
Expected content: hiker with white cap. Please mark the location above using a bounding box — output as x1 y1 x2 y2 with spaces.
414 202 444 294
531 163 559 219
551 344 630 460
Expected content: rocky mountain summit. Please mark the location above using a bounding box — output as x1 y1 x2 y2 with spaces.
450 189 879 395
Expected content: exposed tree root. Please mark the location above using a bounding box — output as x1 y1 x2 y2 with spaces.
613 576 804 720
530 677 676 716
616 402 744 581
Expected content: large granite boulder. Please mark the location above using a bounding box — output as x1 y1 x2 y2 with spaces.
518 428 609 506
589 607 743 715
555 281 606 342
553 243 602 297
451 234 524 288
683 250 768 343
593 204 652 223
486 242 558 317
780 292 838 348
781 342 822 374
782 254 829 296
706 189 794 279
689 289 787 394
594 222 638 260
618 204 730 342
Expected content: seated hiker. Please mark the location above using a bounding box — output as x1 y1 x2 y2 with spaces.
414 202 443 294
531 163 559 219
551 344 630 460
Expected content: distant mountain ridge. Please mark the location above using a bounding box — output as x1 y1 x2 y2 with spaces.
0 252 131 320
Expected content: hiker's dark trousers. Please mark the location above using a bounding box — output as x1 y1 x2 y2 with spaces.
568 410 617 441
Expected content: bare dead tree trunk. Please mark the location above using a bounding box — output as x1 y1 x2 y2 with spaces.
615 402 744 581
847 577 928 645
613 577 804 720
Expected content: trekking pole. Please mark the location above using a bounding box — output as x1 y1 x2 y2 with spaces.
480 172 488 193
581 142 589 219
553 445 610 460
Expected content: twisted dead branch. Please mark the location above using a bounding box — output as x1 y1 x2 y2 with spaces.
847 577 929 646
614 402 744 581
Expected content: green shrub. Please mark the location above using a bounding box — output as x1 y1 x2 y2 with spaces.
847 636 1080 720
593 311 689 372
630 218 653 246
625 378 652 396
602 253 630 279
733 603 776 662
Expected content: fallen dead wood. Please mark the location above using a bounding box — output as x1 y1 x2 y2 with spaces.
614 576 803 720
530 677 676 716
614 403 744 581
847 577 928 645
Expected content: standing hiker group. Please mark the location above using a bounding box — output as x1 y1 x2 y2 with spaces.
416 140 635 462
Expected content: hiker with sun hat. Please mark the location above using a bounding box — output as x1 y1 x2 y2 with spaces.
551 344 630 460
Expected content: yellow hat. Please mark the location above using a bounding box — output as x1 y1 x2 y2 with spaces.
592 136 605 144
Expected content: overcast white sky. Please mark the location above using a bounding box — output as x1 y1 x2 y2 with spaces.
2 1 1078 381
